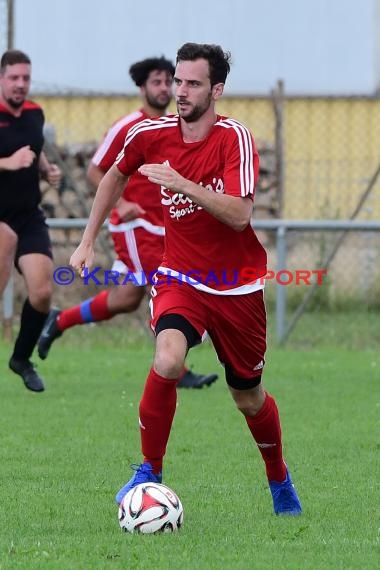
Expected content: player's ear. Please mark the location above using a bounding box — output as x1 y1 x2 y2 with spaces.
212 83 224 100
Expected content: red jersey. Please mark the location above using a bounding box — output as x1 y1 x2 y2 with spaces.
92 109 163 233
116 114 267 294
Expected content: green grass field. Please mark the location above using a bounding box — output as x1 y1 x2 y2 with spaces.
0 311 379 569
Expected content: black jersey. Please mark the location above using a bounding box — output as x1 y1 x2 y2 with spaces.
0 100 44 218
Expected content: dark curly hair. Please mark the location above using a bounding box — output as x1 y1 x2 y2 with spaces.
129 56 175 87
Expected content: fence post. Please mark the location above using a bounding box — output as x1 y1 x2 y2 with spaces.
2 274 13 342
276 224 287 344
272 79 285 218
6 0 14 49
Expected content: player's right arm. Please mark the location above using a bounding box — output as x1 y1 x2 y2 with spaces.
70 164 129 274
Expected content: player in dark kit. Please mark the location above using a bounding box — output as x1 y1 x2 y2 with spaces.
0 49 61 392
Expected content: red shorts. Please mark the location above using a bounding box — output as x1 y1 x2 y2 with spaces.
111 228 164 282
150 280 267 379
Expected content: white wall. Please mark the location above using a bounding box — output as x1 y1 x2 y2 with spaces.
12 0 378 95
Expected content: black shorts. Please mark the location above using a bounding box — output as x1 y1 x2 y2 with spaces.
0 207 53 271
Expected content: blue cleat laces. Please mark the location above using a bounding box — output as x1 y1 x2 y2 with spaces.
115 462 162 505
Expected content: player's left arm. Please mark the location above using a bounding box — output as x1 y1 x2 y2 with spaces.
39 151 62 189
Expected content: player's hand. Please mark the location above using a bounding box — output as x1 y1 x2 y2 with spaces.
139 163 186 193
116 198 146 222
70 242 95 278
6 145 36 170
45 163 62 189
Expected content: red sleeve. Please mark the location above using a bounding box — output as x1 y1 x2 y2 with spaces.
116 129 146 177
92 124 130 172
222 125 259 198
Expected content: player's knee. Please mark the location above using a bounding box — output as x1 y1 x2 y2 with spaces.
154 314 198 378
29 282 53 309
155 314 201 349
235 395 264 417
154 349 184 379
225 365 264 415
117 296 141 313
109 284 144 313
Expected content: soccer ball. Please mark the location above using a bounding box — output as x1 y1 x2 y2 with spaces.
118 482 184 534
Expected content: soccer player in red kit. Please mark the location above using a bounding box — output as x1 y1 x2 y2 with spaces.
70 43 302 515
38 57 218 389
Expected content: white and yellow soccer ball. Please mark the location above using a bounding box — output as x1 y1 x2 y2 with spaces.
118 482 184 534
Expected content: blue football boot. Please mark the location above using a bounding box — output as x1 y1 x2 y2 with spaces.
115 462 162 504
269 468 302 515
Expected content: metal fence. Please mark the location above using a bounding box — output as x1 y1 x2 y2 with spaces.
1 95 380 340
2 218 380 345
